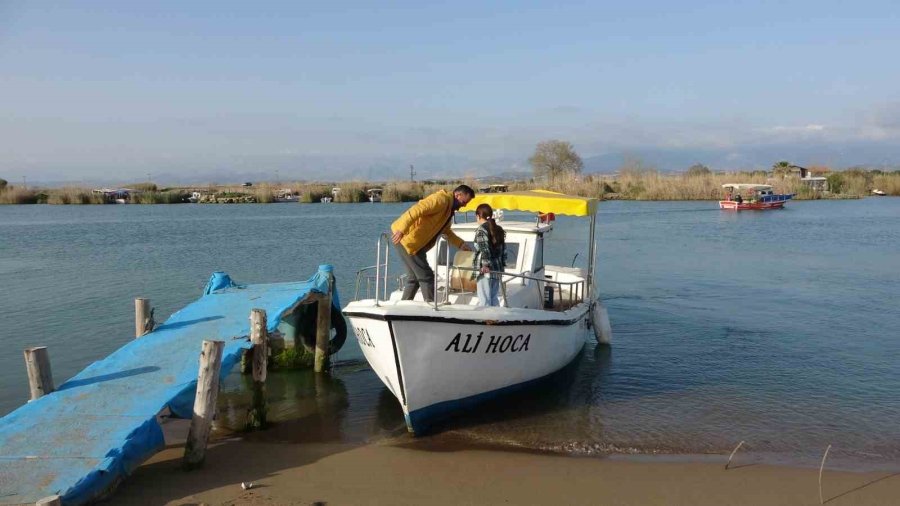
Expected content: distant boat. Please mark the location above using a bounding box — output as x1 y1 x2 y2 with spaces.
92 188 133 204
872 189 887 196
367 188 383 203
478 184 509 194
274 188 298 203
719 184 793 210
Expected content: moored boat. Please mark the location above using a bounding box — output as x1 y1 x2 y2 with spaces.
274 188 298 203
343 190 612 434
719 183 793 210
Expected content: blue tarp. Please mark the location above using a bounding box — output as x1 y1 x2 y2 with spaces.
0 265 338 505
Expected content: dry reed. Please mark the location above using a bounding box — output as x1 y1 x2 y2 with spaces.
0 186 40 204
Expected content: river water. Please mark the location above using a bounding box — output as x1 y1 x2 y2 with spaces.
1 199 898 470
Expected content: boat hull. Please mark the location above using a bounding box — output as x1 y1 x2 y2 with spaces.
719 200 788 210
345 303 590 434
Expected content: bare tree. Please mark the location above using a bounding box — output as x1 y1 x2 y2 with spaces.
685 163 711 176
529 140 583 180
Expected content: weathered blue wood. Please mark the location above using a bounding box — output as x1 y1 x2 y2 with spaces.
0 265 337 505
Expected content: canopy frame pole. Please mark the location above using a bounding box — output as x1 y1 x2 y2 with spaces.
586 211 597 301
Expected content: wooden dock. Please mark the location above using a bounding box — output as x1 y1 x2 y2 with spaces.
0 266 337 505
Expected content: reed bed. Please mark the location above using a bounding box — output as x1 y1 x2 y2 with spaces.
332 182 369 203
873 173 900 195
46 188 106 205
297 185 331 203
0 186 40 204
134 191 189 204
253 188 275 204
3 170 898 205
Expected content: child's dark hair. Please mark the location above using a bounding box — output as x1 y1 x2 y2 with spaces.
475 203 505 250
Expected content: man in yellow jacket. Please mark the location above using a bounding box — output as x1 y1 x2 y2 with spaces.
391 185 475 302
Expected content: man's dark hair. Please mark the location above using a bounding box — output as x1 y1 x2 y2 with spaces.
453 184 475 198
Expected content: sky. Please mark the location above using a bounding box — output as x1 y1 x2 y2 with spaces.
2 0 900 183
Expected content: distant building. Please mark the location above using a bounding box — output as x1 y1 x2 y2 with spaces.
779 165 829 192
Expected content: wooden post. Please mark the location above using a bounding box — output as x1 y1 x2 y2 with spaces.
135 298 151 338
183 339 224 469
314 275 333 373
247 309 268 429
240 348 252 374
24 347 54 400
36 496 62 506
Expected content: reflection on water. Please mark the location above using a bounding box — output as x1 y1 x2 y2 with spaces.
217 360 410 444
4 199 900 471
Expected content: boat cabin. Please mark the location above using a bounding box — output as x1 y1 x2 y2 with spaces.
367 219 584 311
353 190 595 312
367 188 383 202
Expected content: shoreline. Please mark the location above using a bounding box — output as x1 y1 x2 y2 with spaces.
112 437 900 505
3 171 896 204
0 194 878 206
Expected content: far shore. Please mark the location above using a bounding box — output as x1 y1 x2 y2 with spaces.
111 437 900 505
2 169 898 205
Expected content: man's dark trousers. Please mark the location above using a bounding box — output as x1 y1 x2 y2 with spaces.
394 243 434 302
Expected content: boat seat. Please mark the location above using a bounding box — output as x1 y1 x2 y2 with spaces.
449 250 477 293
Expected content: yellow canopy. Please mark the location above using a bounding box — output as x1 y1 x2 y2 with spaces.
460 189 597 217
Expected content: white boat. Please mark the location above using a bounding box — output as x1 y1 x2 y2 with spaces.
872 189 887 196
343 190 612 434
92 188 132 204
274 188 298 203
367 188 383 203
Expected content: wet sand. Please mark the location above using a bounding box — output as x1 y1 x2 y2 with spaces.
112 437 900 506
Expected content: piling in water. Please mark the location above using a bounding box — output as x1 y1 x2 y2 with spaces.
247 309 268 429
314 274 334 373
183 339 224 469
24 347 54 400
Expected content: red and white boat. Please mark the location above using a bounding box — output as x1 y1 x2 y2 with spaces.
719 184 793 210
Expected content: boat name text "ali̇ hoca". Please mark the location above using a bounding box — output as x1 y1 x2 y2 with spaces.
355 327 375 348
445 332 531 354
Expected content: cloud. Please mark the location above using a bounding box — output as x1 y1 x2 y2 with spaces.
768 124 826 133
8 101 900 182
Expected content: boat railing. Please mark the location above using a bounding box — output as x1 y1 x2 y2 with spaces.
354 266 405 302
353 232 398 305
435 237 451 309
435 237 585 311
449 266 586 311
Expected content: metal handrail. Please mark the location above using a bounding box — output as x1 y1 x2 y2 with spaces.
434 237 452 310
353 233 393 304
357 232 588 312
354 266 403 301
448 266 586 311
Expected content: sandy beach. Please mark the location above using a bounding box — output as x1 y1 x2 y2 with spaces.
111 436 900 506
